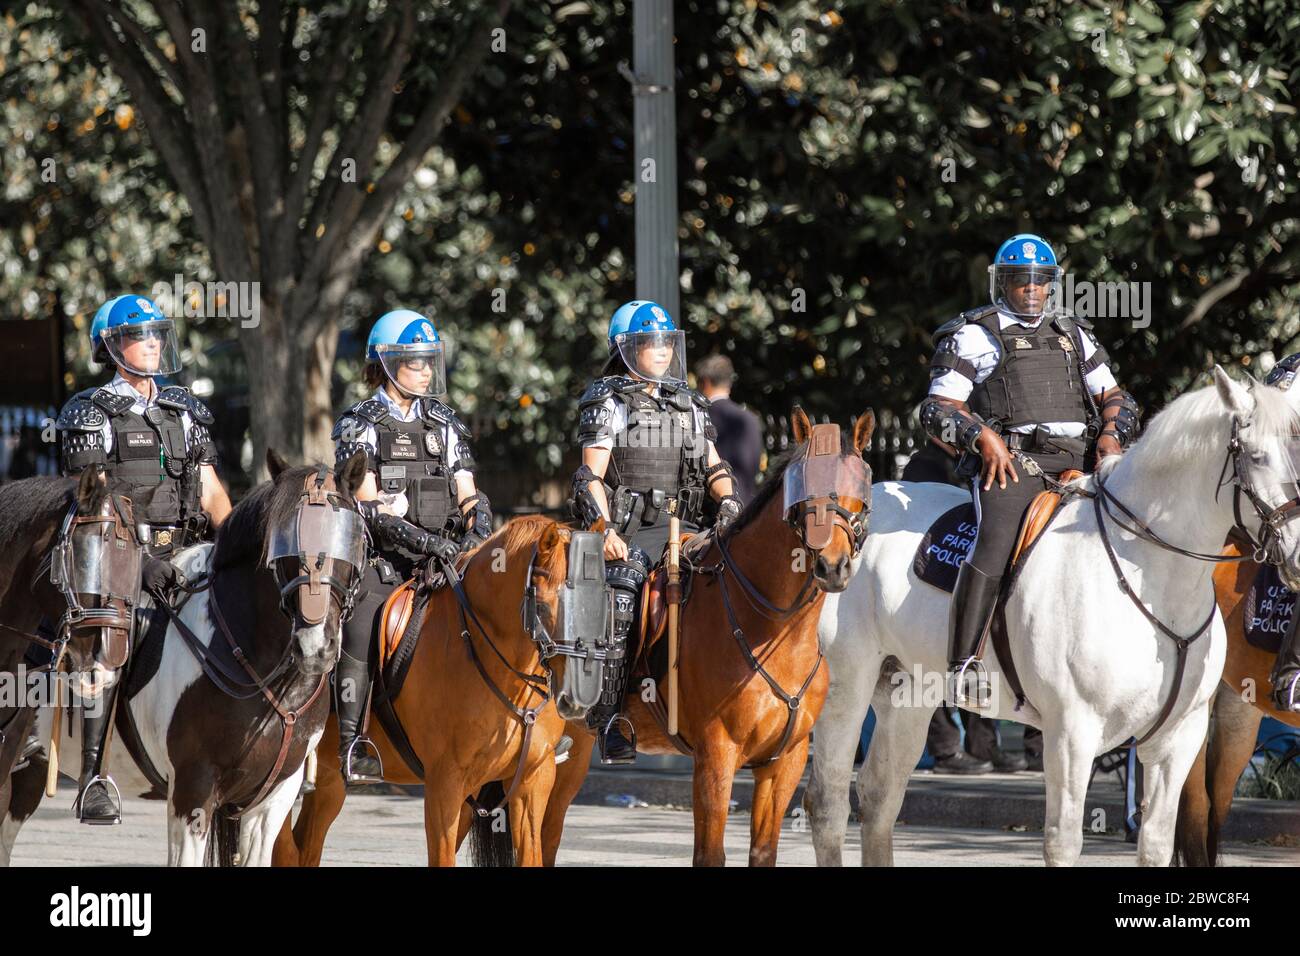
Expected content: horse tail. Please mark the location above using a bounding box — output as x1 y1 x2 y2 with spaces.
204 805 241 867
467 783 515 867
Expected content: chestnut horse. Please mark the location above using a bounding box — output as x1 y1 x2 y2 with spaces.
540 408 875 866
1174 539 1300 865
273 515 597 867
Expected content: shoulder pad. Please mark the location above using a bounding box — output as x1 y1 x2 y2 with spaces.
423 399 472 438
690 390 712 410
579 378 615 406
608 375 643 393
1066 312 1093 330
331 413 369 443
348 399 391 425
156 385 214 424
88 387 135 417
56 393 107 431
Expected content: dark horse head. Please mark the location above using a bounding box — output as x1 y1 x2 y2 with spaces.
210 449 367 678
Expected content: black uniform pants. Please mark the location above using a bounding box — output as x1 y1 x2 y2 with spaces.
966 448 1084 578
340 555 417 662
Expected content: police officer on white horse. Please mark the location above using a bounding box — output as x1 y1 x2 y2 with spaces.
331 310 492 783
571 301 743 763
56 294 233 823
917 235 1142 707
1264 353 1300 712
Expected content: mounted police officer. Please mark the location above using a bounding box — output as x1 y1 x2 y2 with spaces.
331 309 492 784
570 301 743 763
917 235 1142 708
1264 353 1300 712
56 294 233 823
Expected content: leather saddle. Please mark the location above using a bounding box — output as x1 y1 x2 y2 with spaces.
1009 469 1084 568
639 530 712 651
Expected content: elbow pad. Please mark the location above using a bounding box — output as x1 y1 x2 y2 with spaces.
918 397 985 454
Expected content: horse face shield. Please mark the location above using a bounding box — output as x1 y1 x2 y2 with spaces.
49 497 142 669
265 470 366 626
782 424 872 555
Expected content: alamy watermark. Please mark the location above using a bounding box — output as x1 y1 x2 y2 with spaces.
1050 273 1151 330
150 274 261 329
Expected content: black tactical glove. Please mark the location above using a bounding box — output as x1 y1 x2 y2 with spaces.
141 555 182 595
715 495 743 533
372 512 459 561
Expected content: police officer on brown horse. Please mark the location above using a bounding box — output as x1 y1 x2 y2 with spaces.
56 294 233 823
917 235 1142 708
570 301 743 763
331 310 492 784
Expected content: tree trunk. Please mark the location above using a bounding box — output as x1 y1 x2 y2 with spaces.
303 320 340 465
240 309 303 482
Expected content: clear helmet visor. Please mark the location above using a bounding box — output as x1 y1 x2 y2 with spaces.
988 264 1063 321
615 329 687 384
375 343 447 398
100 320 183 376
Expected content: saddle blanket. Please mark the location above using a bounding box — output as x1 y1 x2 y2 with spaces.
912 503 977 593
1244 563 1294 653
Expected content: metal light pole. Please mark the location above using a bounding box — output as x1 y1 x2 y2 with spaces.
629 0 679 319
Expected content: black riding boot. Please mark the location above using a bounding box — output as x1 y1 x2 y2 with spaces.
587 553 647 765
76 686 121 825
1270 613 1300 712
335 650 383 784
946 561 1002 709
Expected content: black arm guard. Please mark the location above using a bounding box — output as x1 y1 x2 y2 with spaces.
55 395 109 474
918 396 986 454
1101 389 1142 448
459 491 493 548
371 512 457 560
715 495 743 532
571 463 608 525
577 379 616 445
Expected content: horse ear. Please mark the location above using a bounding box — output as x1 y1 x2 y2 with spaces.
335 449 367 497
588 516 606 535
852 410 876 455
1213 365 1253 416
76 464 107 510
792 406 813 445
266 447 290 479
539 520 563 556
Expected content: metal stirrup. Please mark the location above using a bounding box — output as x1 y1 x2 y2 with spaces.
952 657 992 709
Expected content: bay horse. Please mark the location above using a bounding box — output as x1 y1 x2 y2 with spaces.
0 467 147 863
4 450 367 865
1172 540 1300 866
807 368 1300 867
272 514 607 867
540 407 875 866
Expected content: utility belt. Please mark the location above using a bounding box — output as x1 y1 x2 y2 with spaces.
609 485 705 533
136 516 206 556
1002 427 1088 458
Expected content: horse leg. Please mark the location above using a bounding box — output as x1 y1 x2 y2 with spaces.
510 758 557 868
1136 703 1212 867
692 732 741 867
167 795 213 867
273 748 346 867
807 650 881 866
239 767 305 867
1174 734 1212 866
424 767 467 867
1204 686 1261 866
749 738 809 867
540 722 594 866
856 679 932 867
1 743 47 867
1041 719 1103 867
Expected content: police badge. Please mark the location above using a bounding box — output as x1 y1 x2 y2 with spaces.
424 431 440 456
1058 335 1074 352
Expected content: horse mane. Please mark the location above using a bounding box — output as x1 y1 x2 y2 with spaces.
1099 377 1300 480
470 513 567 580
211 465 321 571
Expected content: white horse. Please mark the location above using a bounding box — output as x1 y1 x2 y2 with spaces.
807 367 1300 866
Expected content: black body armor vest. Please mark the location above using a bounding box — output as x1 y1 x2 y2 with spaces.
965 312 1091 429
577 377 714 527
57 386 205 534
335 399 459 535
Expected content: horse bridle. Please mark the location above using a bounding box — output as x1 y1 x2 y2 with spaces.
264 466 366 626
782 423 872 558
1221 420 1300 566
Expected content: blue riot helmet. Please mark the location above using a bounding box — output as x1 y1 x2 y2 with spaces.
606 300 686 385
90 294 182 376
367 309 447 398
1266 354 1300 392
988 234 1062 321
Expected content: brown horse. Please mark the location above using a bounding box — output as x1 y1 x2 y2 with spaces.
272 515 601 867
541 408 875 866
1174 540 1300 865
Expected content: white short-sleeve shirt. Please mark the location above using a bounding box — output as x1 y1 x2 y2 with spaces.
928 311 1117 437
